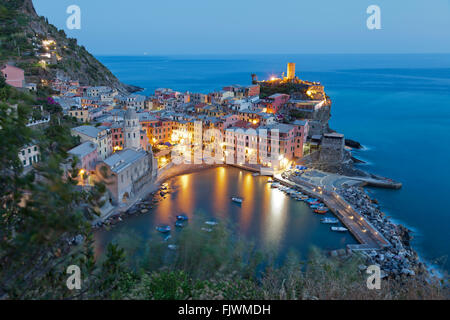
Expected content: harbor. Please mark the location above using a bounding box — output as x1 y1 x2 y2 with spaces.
94 166 358 262
271 173 391 250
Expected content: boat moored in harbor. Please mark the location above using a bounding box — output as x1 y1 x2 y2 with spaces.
156 225 171 233
176 214 189 221
231 197 243 204
331 226 348 232
321 218 339 224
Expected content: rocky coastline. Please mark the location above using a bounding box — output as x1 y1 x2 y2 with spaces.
338 186 430 280
92 182 172 231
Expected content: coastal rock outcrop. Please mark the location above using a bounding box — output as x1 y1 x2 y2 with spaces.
338 186 428 279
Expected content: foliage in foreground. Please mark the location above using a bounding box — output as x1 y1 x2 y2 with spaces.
0 84 127 299
107 222 449 300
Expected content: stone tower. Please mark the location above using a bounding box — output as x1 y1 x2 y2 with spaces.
287 62 296 80
124 108 141 150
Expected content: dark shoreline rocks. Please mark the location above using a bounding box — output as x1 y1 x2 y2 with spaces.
92 183 170 231
345 138 363 149
351 156 366 164
124 83 144 93
338 186 431 280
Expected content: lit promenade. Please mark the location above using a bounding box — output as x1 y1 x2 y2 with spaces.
274 174 391 251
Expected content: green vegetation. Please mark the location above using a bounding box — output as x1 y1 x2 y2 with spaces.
0 83 127 299
259 82 309 99
98 222 448 300
290 109 312 120
0 0 125 91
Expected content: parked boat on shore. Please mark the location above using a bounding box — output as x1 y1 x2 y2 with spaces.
270 182 280 188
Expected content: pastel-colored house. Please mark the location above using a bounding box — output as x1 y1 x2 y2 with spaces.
68 141 99 172
1 65 25 88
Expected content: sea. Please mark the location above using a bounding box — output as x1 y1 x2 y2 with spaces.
97 54 450 272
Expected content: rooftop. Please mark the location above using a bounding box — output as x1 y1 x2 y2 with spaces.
68 141 97 158
72 125 101 138
103 149 147 174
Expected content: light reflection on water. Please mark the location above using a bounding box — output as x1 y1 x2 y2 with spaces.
94 167 357 261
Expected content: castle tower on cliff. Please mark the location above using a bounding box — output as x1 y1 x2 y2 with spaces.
287 62 296 80
124 107 141 150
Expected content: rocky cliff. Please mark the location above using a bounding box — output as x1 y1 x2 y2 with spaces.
0 0 140 93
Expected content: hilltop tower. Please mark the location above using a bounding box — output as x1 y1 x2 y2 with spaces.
287 62 296 80
251 73 258 84
124 107 141 150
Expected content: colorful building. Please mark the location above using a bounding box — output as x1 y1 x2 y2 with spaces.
1 65 25 88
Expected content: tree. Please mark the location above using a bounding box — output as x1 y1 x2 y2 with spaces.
0 74 6 89
0 87 125 299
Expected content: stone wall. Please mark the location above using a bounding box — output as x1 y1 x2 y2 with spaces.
319 133 344 164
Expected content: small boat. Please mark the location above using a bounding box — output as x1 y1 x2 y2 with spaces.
270 183 280 188
164 235 172 241
299 195 309 200
175 221 185 228
321 218 339 224
156 225 171 233
314 208 329 214
205 221 218 226
231 197 243 204
168 244 178 250
310 204 324 209
176 214 189 221
201 227 213 233
306 198 319 203
309 201 321 206
331 226 348 232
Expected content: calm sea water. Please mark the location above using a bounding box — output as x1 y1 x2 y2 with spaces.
94 167 357 262
97 54 450 271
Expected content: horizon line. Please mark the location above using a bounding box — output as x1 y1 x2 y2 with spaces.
93 52 450 57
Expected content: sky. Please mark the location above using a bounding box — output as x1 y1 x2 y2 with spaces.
33 0 450 55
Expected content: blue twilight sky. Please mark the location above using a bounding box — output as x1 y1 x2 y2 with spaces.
33 0 450 55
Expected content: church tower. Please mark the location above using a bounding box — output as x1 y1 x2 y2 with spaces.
124 108 141 150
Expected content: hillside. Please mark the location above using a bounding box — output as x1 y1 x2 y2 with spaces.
0 0 140 93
